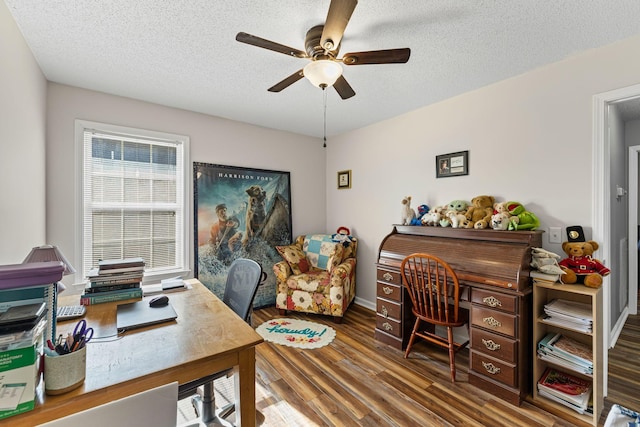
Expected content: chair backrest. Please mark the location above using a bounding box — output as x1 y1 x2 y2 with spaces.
222 258 264 323
400 253 463 324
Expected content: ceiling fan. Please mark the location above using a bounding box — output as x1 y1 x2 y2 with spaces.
236 0 411 100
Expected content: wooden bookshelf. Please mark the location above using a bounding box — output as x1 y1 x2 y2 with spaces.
531 282 603 426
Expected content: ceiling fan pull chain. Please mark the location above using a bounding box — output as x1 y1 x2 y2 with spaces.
323 88 328 148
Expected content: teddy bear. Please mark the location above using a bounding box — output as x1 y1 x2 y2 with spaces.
400 196 416 225
505 201 539 230
558 240 611 288
465 195 495 229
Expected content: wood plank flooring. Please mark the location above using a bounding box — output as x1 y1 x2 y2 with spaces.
180 302 639 426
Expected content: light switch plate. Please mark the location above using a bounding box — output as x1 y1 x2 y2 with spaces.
549 227 562 243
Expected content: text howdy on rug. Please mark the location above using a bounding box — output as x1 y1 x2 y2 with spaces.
266 323 327 339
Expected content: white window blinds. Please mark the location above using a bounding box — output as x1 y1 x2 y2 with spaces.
78 121 189 279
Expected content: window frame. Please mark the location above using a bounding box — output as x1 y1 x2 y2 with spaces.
74 120 190 282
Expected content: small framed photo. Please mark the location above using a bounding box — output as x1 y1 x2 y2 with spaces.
337 170 352 189
436 150 469 178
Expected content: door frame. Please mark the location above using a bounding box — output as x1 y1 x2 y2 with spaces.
593 82 640 395
628 145 639 316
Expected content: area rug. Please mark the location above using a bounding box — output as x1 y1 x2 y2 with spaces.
256 318 336 349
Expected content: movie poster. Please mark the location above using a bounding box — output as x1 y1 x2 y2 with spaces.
194 163 292 308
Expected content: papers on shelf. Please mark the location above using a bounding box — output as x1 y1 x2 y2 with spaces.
537 332 593 375
537 367 592 413
542 299 593 333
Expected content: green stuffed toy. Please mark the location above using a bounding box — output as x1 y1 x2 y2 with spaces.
505 201 540 230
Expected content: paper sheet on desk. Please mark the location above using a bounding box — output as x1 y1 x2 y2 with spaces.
141 278 186 296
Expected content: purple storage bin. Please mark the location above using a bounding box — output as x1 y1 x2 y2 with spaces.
0 261 65 290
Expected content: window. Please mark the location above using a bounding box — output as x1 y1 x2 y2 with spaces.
76 120 189 280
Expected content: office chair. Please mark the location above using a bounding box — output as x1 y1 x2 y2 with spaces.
178 258 264 427
400 253 469 382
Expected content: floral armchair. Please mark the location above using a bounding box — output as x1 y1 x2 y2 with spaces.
274 234 357 322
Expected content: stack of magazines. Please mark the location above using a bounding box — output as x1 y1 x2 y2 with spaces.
542 299 592 333
82 258 145 305
537 367 593 414
537 332 593 375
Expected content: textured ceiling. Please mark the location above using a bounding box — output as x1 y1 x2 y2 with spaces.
5 0 640 138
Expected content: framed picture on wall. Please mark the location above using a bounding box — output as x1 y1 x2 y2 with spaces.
337 170 352 189
193 162 292 308
436 151 469 178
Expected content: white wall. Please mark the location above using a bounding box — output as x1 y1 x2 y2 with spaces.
46 84 326 286
0 2 48 264
327 34 640 308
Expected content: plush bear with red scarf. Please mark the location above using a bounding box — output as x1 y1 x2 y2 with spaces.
559 240 610 288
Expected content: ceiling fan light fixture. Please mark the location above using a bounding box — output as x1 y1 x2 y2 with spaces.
303 60 342 88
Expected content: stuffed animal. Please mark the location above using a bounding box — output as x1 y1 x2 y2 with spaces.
558 240 610 288
400 196 416 225
446 200 468 215
421 210 442 226
332 227 353 246
490 212 511 230
466 195 495 229
410 204 430 225
505 201 539 230
447 211 473 228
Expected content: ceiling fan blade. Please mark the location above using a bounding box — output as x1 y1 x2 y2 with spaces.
342 48 411 65
333 75 356 100
236 32 307 58
268 69 305 92
321 0 358 52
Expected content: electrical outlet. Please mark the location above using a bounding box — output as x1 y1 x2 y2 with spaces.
549 227 562 244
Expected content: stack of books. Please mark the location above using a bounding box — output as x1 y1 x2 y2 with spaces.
537 332 593 375
82 258 145 305
542 299 593 333
537 367 593 414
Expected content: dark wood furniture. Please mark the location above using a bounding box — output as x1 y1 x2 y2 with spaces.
400 253 469 382
375 225 542 406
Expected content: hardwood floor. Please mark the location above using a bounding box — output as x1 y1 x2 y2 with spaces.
180 302 639 426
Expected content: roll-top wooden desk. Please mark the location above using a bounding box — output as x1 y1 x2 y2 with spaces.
375 225 542 406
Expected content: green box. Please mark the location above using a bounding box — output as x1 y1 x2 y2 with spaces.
0 326 44 420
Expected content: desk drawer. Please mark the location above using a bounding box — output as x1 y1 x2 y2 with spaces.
377 298 402 321
470 328 517 364
376 314 402 338
376 281 402 303
471 307 516 337
377 268 401 285
470 350 517 388
472 288 517 314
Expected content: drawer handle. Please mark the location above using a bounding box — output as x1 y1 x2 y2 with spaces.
381 306 388 317
483 316 502 328
382 286 393 295
482 296 502 307
383 272 394 282
382 322 393 332
482 339 501 351
482 361 501 375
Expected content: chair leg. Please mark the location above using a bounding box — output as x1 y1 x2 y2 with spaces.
404 319 420 359
447 326 456 382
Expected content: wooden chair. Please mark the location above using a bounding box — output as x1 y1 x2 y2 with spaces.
400 253 469 382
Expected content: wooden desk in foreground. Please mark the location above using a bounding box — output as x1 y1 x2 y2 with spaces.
13 279 263 426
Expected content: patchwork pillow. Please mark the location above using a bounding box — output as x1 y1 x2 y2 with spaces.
276 245 310 275
303 235 342 270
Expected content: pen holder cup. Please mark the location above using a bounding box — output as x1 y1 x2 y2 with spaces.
44 345 86 395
